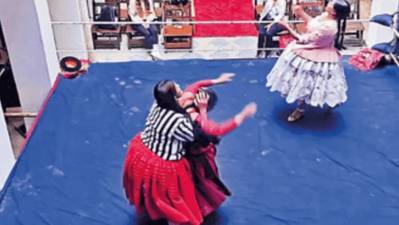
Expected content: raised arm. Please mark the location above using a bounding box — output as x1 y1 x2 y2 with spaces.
185 73 235 94
293 4 312 23
197 105 238 136
179 73 235 107
185 79 214 95
195 91 257 137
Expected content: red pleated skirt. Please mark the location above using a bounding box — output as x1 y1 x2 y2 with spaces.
123 134 203 225
187 144 231 217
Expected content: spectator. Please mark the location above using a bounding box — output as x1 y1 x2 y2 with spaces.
128 0 158 49
257 0 287 58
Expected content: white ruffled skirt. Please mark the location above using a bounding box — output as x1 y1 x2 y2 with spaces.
266 47 348 108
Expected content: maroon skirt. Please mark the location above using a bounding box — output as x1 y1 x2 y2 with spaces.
187 143 231 217
123 134 203 225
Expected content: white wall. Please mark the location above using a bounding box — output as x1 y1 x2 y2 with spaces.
0 0 59 129
0 107 15 191
48 0 89 59
0 0 59 188
34 0 60 85
366 0 399 47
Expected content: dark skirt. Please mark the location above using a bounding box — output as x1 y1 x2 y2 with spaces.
187 143 231 217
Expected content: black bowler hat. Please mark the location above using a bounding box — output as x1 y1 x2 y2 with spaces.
60 56 82 73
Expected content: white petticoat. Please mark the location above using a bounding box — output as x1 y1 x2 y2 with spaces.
265 48 348 108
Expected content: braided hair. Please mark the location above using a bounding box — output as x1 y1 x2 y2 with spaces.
332 0 351 50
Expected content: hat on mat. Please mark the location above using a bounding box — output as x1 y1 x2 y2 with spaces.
60 56 82 73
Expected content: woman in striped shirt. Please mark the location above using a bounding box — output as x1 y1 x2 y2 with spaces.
123 75 236 224
123 79 202 225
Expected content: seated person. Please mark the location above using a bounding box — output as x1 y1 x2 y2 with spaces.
128 0 158 49
96 5 119 30
257 0 287 58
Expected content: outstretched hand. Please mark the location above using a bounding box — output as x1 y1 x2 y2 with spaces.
241 102 257 119
214 73 235 84
235 102 257 125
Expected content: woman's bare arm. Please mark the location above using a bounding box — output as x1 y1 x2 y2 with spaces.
293 4 312 23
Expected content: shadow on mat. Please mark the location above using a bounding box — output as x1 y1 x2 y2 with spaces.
275 106 346 134
135 210 229 225
202 211 229 225
136 215 167 225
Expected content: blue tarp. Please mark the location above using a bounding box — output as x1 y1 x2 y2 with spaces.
0 59 398 225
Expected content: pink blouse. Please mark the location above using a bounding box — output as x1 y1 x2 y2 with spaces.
292 15 341 63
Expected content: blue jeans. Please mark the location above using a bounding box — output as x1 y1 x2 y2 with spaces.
131 24 159 49
258 20 285 53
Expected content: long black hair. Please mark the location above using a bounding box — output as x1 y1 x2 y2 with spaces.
153 80 186 113
183 88 218 113
197 88 218 112
332 0 351 50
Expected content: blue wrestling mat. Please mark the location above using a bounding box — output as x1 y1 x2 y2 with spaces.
0 59 398 225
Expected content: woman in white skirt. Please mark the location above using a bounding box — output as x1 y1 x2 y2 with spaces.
266 0 351 122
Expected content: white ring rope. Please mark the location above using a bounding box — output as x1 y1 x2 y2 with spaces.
56 47 284 53
51 19 370 25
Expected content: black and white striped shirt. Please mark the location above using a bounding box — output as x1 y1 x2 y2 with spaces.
141 102 194 160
